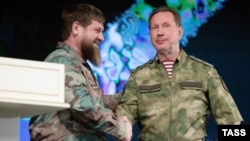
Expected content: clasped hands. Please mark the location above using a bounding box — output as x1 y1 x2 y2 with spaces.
118 116 132 141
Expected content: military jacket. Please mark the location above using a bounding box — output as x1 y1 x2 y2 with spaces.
29 42 126 141
116 49 243 141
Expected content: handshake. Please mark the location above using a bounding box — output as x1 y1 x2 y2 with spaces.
118 116 133 141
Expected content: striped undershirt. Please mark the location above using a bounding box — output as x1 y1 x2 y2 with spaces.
162 60 175 81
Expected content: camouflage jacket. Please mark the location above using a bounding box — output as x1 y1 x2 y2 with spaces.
29 42 126 141
116 49 243 141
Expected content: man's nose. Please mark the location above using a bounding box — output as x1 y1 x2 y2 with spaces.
157 27 164 36
98 33 104 41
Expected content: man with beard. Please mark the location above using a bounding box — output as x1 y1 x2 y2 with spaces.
29 3 132 141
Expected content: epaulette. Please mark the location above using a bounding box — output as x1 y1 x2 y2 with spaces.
131 59 153 73
189 55 213 67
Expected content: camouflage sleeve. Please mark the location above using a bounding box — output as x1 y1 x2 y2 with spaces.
47 56 127 139
116 74 138 124
102 93 122 111
207 67 243 124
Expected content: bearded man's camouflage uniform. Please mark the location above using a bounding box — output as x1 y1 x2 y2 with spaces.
116 48 243 141
29 42 126 141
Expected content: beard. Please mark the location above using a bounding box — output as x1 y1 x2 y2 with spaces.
81 38 101 66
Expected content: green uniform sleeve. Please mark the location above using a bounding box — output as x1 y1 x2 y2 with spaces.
47 56 127 139
102 93 122 111
116 75 138 124
207 67 243 124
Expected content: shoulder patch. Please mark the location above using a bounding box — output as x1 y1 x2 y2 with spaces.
219 76 229 92
189 55 213 67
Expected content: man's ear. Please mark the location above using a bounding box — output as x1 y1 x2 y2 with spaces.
72 21 81 35
178 26 184 40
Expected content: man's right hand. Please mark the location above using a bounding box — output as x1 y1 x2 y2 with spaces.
119 116 132 141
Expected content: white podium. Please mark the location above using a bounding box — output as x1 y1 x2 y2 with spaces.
0 57 70 141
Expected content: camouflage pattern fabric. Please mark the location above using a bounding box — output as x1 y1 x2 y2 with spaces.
29 42 126 141
116 48 243 141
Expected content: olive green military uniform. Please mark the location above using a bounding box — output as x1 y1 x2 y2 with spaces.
29 42 126 141
116 49 243 141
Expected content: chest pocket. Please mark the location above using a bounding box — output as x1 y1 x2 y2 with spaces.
137 83 165 119
178 81 207 104
139 83 161 92
179 81 202 90
138 83 162 98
